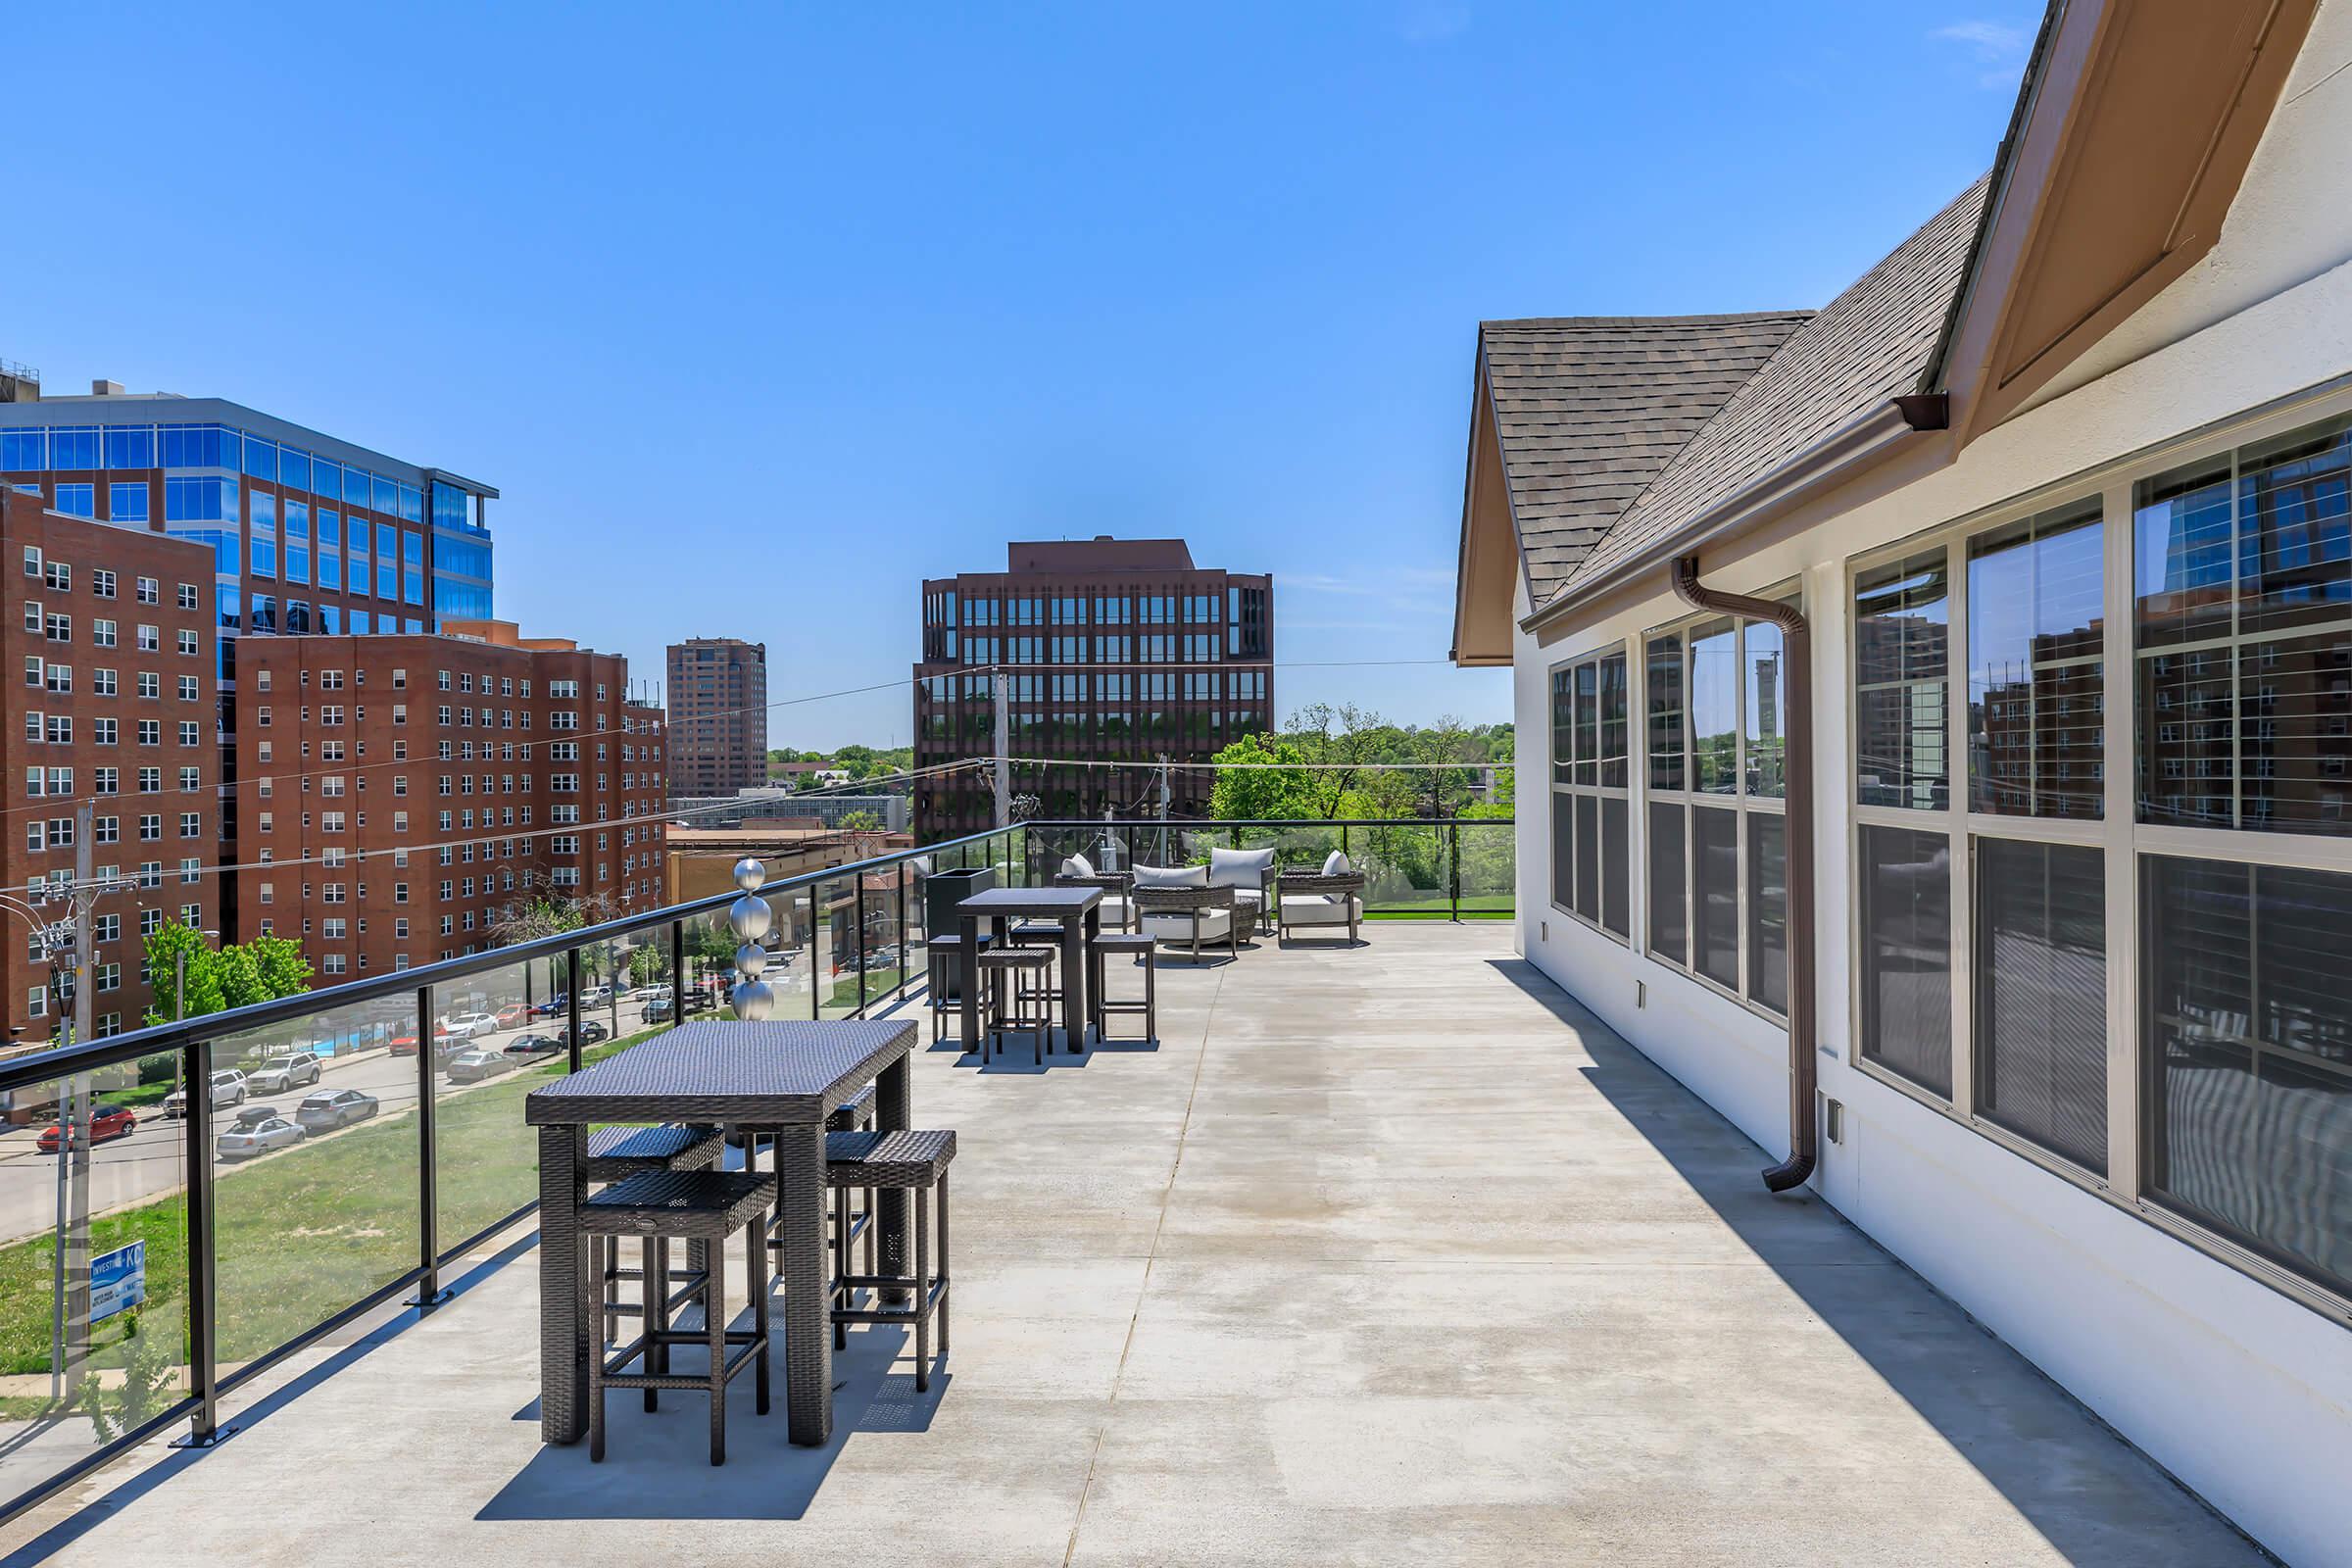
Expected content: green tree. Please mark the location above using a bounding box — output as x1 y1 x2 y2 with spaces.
139 919 313 1025
629 945 666 988
141 920 224 1024
1208 733 1319 821
248 934 314 999
838 808 884 833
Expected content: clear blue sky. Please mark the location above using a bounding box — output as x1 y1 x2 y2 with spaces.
5 3 2035 749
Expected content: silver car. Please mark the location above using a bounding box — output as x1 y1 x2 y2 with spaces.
444 1049 513 1085
163 1070 247 1118
217 1114 304 1160
245 1053 322 1094
295 1089 378 1132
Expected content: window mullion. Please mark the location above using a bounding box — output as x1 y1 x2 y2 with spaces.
1947 542 1975 1118
2102 479 2139 1198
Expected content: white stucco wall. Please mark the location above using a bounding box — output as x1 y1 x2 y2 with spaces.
1506 68 2352 1561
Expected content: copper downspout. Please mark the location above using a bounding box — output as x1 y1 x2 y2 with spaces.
1671 557 1816 1193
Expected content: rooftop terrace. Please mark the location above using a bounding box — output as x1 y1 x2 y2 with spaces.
0 924 2256 1565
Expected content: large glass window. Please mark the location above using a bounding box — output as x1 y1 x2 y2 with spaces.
2142 855 2351 1295
2137 415 2352 833
1548 646 1629 938
1858 823 1952 1095
1976 838 2106 1172
1855 551 1950 809
1969 503 2103 818
1646 605 1791 1013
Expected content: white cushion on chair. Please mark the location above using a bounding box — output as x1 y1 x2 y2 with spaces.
1060 853 1096 878
1134 862 1207 889
1321 850 1353 876
1142 906 1234 943
1283 894 1361 926
1208 847 1275 890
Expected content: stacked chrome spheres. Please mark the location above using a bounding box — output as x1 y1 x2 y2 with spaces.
727 858 776 1020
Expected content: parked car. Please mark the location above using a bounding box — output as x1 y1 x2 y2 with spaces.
163 1070 246 1117
444 1050 513 1085
294 1089 378 1132
441 1011 500 1040
494 1003 530 1029
569 1019 611 1046
578 984 613 1007
217 1114 304 1160
503 1033 564 1061
626 984 669 1003
37 1105 138 1152
245 1053 322 1095
530 995 569 1018
387 1025 456 1057
224 1103 281 1134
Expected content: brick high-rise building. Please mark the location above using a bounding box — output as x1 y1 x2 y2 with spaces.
912 538 1273 839
230 619 664 981
665 637 766 798
1 490 219 1044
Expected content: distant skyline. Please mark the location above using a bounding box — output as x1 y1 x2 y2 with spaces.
2 3 2034 749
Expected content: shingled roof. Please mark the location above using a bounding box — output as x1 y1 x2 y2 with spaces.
1545 173 1994 608
1480 313 1810 606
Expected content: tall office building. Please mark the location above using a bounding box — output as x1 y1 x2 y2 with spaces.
665 637 767 798
1 489 220 1044
912 537 1273 839
1 374 498 936
230 619 665 980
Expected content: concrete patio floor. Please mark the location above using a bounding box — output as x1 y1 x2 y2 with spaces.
0 923 2260 1567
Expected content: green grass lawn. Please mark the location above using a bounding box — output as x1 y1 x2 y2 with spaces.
0 1021 673 1382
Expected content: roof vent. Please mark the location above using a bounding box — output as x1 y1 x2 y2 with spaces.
92 379 125 396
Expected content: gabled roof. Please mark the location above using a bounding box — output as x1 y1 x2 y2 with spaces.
1481 313 1810 606
1549 174 1991 605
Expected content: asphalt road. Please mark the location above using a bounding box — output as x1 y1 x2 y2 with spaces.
0 982 782 1249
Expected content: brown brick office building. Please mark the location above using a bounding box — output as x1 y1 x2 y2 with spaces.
0 490 219 1043
665 637 767 799
912 538 1273 839
229 619 665 981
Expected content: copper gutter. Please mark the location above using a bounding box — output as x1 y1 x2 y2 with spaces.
1670 556 1816 1193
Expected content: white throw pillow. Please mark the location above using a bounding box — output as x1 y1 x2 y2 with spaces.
1321 850 1352 876
1134 862 1208 889
1208 846 1276 889
1060 853 1096 878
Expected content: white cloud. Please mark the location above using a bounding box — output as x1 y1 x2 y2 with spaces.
1933 19 2031 89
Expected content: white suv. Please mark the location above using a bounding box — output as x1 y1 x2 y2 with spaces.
441 1012 500 1040
164 1070 247 1117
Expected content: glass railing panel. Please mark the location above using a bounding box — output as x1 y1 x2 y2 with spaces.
429 958 547 1254
1455 817 1517 917
815 876 859 1019
1353 822 1448 915
1235 821 1347 874
0 1055 193 1510
210 993 420 1368
902 860 930 991
680 903 737 1022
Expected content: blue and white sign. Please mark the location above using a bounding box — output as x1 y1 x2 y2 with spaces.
90 1241 146 1323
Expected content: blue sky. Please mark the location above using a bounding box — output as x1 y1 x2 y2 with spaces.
4 3 2036 748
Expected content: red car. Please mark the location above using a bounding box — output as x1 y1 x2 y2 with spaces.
38 1106 137 1152
387 1025 453 1056
495 1003 529 1029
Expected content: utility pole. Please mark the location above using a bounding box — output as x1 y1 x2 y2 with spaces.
992 672 1010 829
47 801 97 1403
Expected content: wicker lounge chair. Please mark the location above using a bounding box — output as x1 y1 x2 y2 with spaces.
1277 852 1366 946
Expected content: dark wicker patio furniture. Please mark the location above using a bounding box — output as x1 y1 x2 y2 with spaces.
582 1168 775 1465
1275 869 1367 945
583 1124 723 1384
1135 883 1241 962
1054 869 1137 932
976 946 1056 1064
1088 930 1156 1042
825 1128 956 1392
924 932 992 1043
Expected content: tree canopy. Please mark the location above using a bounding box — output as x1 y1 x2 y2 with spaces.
140 920 313 1026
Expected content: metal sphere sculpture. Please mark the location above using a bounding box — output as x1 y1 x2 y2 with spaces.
728 858 776 1020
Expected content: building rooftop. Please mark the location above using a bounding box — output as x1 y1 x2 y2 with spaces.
1004 536 1196 574
0 925 2254 1565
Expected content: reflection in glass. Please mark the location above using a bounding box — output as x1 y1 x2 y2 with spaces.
1745 619 1786 798
1598 651 1629 788
2143 855 2352 1294
1858 824 1951 1095
1573 662 1598 788
1745 814 1787 1015
1855 551 1949 809
1647 634 1684 791
1970 505 2103 818
1976 838 2106 1172
1690 618 1738 794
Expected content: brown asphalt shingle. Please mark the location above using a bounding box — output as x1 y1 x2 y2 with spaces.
1482 313 1810 605
1548 172 1994 607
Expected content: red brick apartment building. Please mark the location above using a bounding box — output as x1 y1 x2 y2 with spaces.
1 490 218 1043
229 619 665 980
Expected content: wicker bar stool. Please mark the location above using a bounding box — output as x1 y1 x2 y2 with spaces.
1088 931 1156 1043
582 1168 775 1465
976 946 1055 1064
747 1081 880 1289
825 1129 956 1392
584 1124 723 1405
924 931 992 1044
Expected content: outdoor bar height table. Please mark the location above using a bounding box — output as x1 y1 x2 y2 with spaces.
956 884 1102 1057
526 1016 917 1448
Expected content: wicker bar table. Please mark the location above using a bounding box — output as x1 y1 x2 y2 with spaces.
526 1017 917 1448
956 885 1102 1058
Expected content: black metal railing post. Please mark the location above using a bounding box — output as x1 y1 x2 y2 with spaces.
856 881 869 1015
895 862 909 1006
412 982 450 1310
173 1033 229 1448
808 886 822 1020
1449 822 1461 922
669 919 685 1028
566 949 583 1073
